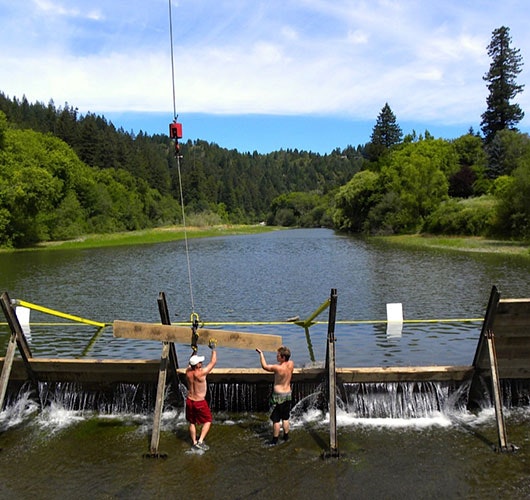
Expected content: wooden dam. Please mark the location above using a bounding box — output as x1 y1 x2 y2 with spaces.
1 286 530 454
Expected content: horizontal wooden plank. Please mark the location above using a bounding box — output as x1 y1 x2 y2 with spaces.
0 358 477 385
336 366 474 383
1 358 161 384
113 320 282 351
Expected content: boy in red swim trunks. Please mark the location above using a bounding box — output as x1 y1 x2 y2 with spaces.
185 341 217 450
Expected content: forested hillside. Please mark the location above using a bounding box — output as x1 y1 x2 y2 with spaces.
0 27 529 248
0 92 363 247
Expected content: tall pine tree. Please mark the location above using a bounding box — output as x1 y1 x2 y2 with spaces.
366 103 402 162
481 26 525 143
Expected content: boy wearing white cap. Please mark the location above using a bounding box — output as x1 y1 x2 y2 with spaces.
185 340 217 450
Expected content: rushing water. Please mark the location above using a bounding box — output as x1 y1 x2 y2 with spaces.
1 228 530 498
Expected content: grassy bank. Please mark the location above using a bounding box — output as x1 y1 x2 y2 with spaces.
373 234 530 258
3 224 280 252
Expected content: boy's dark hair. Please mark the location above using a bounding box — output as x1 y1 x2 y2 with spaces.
278 345 291 361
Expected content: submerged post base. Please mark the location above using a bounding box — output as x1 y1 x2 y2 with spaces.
494 443 517 454
322 448 340 459
143 452 168 459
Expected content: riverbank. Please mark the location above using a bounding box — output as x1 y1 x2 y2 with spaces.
2 227 529 258
373 234 530 258
1 224 280 252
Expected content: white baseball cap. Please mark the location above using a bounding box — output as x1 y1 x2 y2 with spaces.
189 354 205 366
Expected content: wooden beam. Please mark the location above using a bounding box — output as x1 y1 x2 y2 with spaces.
0 359 476 387
113 320 282 351
336 366 475 383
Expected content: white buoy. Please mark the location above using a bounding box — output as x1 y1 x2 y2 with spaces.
386 303 403 338
15 305 31 341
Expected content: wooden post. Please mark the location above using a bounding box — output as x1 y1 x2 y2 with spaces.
0 326 19 410
0 292 39 409
146 292 178 458
1 292 33 361
486 329 513 452
149 340 170 458
325 288 339 458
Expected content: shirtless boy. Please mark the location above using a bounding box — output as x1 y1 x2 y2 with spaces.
185 343 217 451
256 345 294 444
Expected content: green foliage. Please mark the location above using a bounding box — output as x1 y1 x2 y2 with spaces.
0 111 7 150
451 133 488 197
333 170 380 232
376 138 458 232
268 191 332 227
481 26 525 143
1 67 529 246
424 196 497 236
0 93 364 247
0 125 181 247
485 129 530 179
494 163 530 239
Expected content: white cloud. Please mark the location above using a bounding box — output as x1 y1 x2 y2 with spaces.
1 0 529 129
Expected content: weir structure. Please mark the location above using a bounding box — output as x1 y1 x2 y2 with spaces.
1 286 530 455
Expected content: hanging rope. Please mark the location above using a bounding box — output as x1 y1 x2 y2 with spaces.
168 0 196 315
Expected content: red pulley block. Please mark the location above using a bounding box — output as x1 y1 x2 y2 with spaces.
169 122 183 139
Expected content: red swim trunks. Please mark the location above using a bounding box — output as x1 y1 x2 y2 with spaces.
185 398 213 425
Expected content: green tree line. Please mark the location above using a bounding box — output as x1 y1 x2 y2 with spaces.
0 26 528 248
0 94 362 247
334 26 529 241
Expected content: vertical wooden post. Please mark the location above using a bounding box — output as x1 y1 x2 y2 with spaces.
325 288 339 458
0 292 39 410
146 292 174 458
1 292 33 361
0 327 19 410
486 329 512 452
149 340 170 457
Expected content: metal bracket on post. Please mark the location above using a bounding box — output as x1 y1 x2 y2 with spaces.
157 292 180 391
486 328 515 453
323 288 339 459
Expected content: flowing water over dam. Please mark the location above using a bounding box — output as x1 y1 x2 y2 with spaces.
1 228 530 498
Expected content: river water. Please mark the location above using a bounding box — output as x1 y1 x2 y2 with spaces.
1 228 530 498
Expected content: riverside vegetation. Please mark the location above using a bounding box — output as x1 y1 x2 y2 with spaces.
0 26 528 254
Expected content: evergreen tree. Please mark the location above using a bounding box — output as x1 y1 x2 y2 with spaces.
481 26 525 143
366 103 402 162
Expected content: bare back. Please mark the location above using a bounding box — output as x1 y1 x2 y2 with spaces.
186 368 207 400
186 350 217 401
273 360 294 393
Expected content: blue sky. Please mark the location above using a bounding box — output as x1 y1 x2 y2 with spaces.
1 0 530 154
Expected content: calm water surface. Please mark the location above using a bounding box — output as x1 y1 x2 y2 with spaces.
1 228 529 367
1 228 530 499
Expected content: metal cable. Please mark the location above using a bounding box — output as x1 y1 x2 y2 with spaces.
169 0 195 313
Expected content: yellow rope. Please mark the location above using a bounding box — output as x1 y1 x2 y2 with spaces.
14 300 108 328
0 299 483 329
172 318 483 326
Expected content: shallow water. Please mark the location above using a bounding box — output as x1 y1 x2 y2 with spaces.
1 402 529 499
